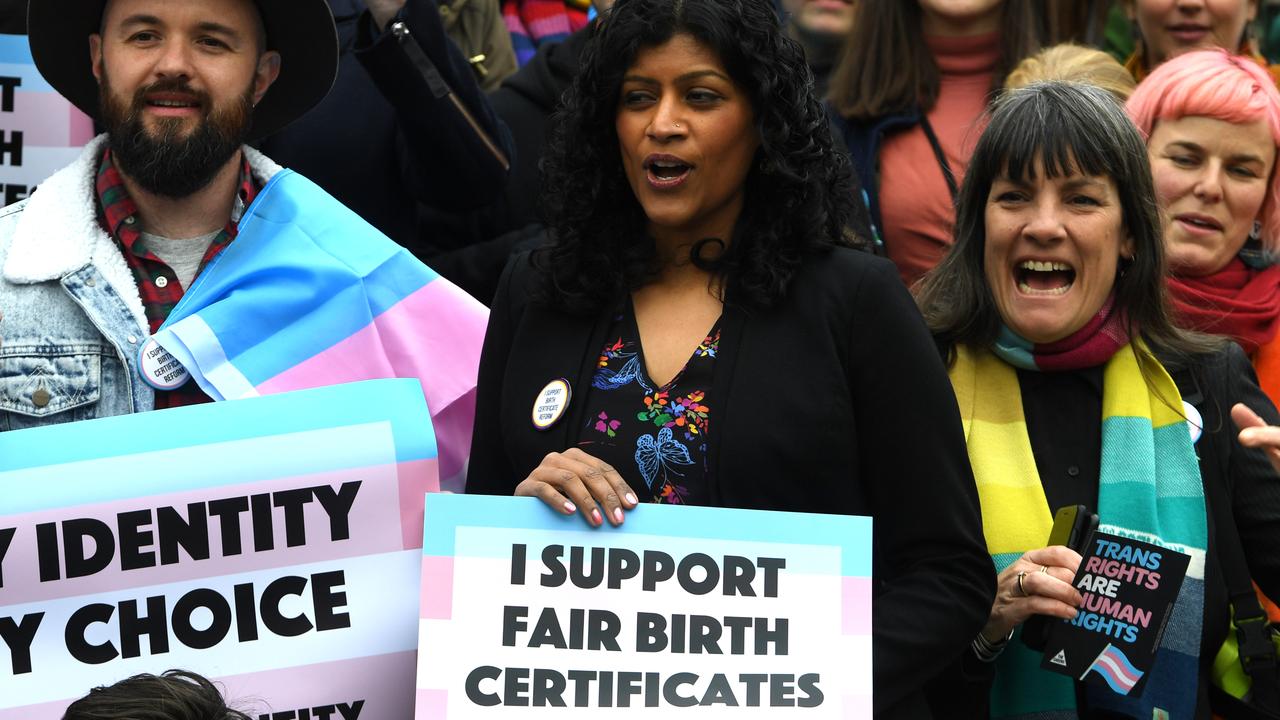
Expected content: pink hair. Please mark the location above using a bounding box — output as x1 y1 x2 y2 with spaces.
1126 48 1280 253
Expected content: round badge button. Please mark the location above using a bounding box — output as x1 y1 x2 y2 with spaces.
532 379 572 430
1183 400 1203 445
138 337 191 390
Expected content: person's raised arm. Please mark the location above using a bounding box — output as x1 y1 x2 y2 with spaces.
355 0 514 209
1223 344 1280 598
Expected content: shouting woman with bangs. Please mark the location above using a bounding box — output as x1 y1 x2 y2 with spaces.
918 81 1280 718
466 0 996 715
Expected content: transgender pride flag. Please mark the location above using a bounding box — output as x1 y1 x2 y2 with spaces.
153 169 488 492
1083 643 1144 695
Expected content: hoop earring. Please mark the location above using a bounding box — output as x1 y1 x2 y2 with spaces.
1118 255 1134 278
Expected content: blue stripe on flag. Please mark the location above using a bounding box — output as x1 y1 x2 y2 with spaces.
162 171 440 385
422 494 874 577
1 421 395 515
0 379 435 473
0 35 32 65
0 64 56 93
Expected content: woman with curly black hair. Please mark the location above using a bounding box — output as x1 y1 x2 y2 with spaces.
466 0 995 714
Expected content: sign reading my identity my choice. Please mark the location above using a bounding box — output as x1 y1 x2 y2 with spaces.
0 379 440 720
417 495 873 718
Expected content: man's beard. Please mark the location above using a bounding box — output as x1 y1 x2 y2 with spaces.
100 73 254 199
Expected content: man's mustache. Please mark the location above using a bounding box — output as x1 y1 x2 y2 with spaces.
127 79 211 116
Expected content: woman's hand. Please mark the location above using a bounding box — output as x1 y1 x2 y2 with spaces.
981 546 1083 643
515 448 640 527
1232 403 1280 475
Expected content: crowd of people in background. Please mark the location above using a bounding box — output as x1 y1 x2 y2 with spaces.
13 0 1280 718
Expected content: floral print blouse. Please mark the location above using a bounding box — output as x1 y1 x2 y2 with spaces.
576 309 720 505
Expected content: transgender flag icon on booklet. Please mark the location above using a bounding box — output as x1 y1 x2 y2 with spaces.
1083 643 1144 695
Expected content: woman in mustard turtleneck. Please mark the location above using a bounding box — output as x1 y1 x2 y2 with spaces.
828 0 1040 287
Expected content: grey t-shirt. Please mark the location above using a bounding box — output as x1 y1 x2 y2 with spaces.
142 230 221 292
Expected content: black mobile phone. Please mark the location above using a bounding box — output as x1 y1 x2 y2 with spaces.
1046 504 1099 554
1021 505 1098 651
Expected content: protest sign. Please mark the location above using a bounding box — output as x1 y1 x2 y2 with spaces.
0 34 93 206
0 379 439 719
1039 531 1190 696
416 495 873 717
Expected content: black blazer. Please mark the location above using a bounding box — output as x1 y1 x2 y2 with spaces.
467 247 997 717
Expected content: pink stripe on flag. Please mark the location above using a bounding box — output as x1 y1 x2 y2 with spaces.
69 109 94 145
842 576 872 635
0 463 408 607
397 458 440 550
257 280 487 484
416 688 448 719
7 93 79 145
0 697 71 720
420 555 454 619
433 389 476 493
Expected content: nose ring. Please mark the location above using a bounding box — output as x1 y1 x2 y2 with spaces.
673 122 681 129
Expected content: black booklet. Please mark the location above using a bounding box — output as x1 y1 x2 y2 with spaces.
1037 530 1190 697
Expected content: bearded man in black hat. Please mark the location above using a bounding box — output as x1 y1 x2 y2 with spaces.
0 0 339 426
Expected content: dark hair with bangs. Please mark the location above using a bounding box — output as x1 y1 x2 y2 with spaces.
916 81 1219 360
535 0 864 314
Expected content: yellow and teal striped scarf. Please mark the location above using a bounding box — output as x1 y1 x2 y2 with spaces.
951 341 1207 719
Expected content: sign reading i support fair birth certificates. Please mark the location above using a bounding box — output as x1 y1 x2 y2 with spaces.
417 495 873 718
0 379 439 720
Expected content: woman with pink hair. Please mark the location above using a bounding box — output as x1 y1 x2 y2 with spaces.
1128 48 1280 406
1127 49 1280 635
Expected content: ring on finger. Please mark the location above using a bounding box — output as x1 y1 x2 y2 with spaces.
1039 565 1049 575
1016 571 1029 597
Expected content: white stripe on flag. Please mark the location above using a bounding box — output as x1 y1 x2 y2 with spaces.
1096 653 1138 690
158 315 259 401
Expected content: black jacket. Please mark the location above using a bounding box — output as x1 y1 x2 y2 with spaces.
467 247 997 717
255 0 513 257
425 24 588 302
485 23 589 234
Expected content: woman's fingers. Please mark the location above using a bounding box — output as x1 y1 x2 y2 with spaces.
1232 403 1280 474
563 447 639 512
518 450 640 527
515 475 577 515
985 547 1085 639
1232 402 1267 431
1023 545 1084 575
1019 564 1082 608
1020 594 1081 621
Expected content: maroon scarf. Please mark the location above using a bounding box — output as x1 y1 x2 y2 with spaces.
1168 258 1280 353
994 293 1131 371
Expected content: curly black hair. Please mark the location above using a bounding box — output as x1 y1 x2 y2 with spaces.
537 0 867 314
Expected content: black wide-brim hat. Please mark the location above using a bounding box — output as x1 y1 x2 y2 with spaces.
27 0 338 140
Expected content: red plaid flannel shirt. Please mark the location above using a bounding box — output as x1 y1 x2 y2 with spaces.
95 149 259 410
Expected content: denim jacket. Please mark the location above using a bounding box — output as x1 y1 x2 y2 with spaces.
0 135 281 431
